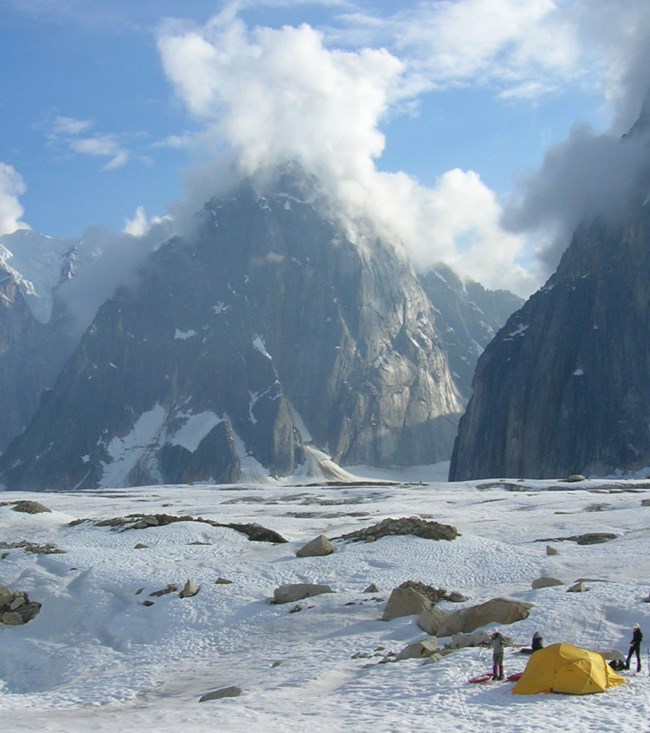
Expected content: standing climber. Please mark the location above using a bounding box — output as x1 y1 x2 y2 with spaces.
490 630 505 680
625 624 643 672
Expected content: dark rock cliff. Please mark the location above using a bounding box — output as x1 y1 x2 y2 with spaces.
450 199 650 480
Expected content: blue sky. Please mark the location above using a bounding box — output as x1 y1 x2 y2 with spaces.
1 0 649 295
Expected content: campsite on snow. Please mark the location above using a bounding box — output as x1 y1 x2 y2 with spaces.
2 468 650 732
3 3 650 732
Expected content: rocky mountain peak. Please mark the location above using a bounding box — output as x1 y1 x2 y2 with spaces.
0 171 466 490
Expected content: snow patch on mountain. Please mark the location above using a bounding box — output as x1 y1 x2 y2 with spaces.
252 335 272 359
168 411 222 452
101 404 167 487
228 425 277 484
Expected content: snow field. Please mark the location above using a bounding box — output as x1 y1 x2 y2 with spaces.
1 476 650 731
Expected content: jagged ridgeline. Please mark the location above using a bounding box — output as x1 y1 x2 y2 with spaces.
0 232 85 452
0 170 473 490
450 115 650 480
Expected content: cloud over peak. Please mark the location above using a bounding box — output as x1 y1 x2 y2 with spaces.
158 16 401 177
153 2 650 296
0 163 30 236
157 9 538 295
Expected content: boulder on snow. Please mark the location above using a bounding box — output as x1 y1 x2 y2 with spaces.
532 577 564 589
9 500 51 514
436 598 532 637
296 534 335 557
273 583 333 604
1 611 24 625
150 583 178 597
396 637 440 661
416 606 449 635
364 583 381 593
382 586 431 621
0 586 41 625
567 581 589 593
447 630 493 649
179 579 200 598
199 686 242 702
382 581 463 622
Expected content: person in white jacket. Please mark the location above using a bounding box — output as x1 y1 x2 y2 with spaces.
490 630 505 680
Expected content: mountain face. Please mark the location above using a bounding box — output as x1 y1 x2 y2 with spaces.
0 173 465 490
0 234 77 451
450 193 650 480
419 265 522 403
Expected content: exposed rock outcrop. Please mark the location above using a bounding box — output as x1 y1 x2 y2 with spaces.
0 540 63 555
73 513 287 544
450 119 650 480
0 586 41 625
336 517 458 543
2 500 51 514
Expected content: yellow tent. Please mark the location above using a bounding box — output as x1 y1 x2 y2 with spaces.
512 643 626 695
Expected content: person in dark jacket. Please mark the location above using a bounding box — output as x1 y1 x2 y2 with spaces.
490 630 505 680
625 624 643 672
531 630 543 652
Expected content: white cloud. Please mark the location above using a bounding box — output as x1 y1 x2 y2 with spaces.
70 135 129 170
566 0 650 132
157 9 540 295
153 133 195 149
503 122 650 274
335 0 581 99
154 2 650 296
60 218 174 333
342 0 650 122
45 114 130 171
158 16 400 175
123 206 170 236
50 114 94 136
405 169 540 294
0 163 30 235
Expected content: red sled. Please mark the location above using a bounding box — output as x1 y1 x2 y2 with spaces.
506 672 523 682
467 673 494 683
